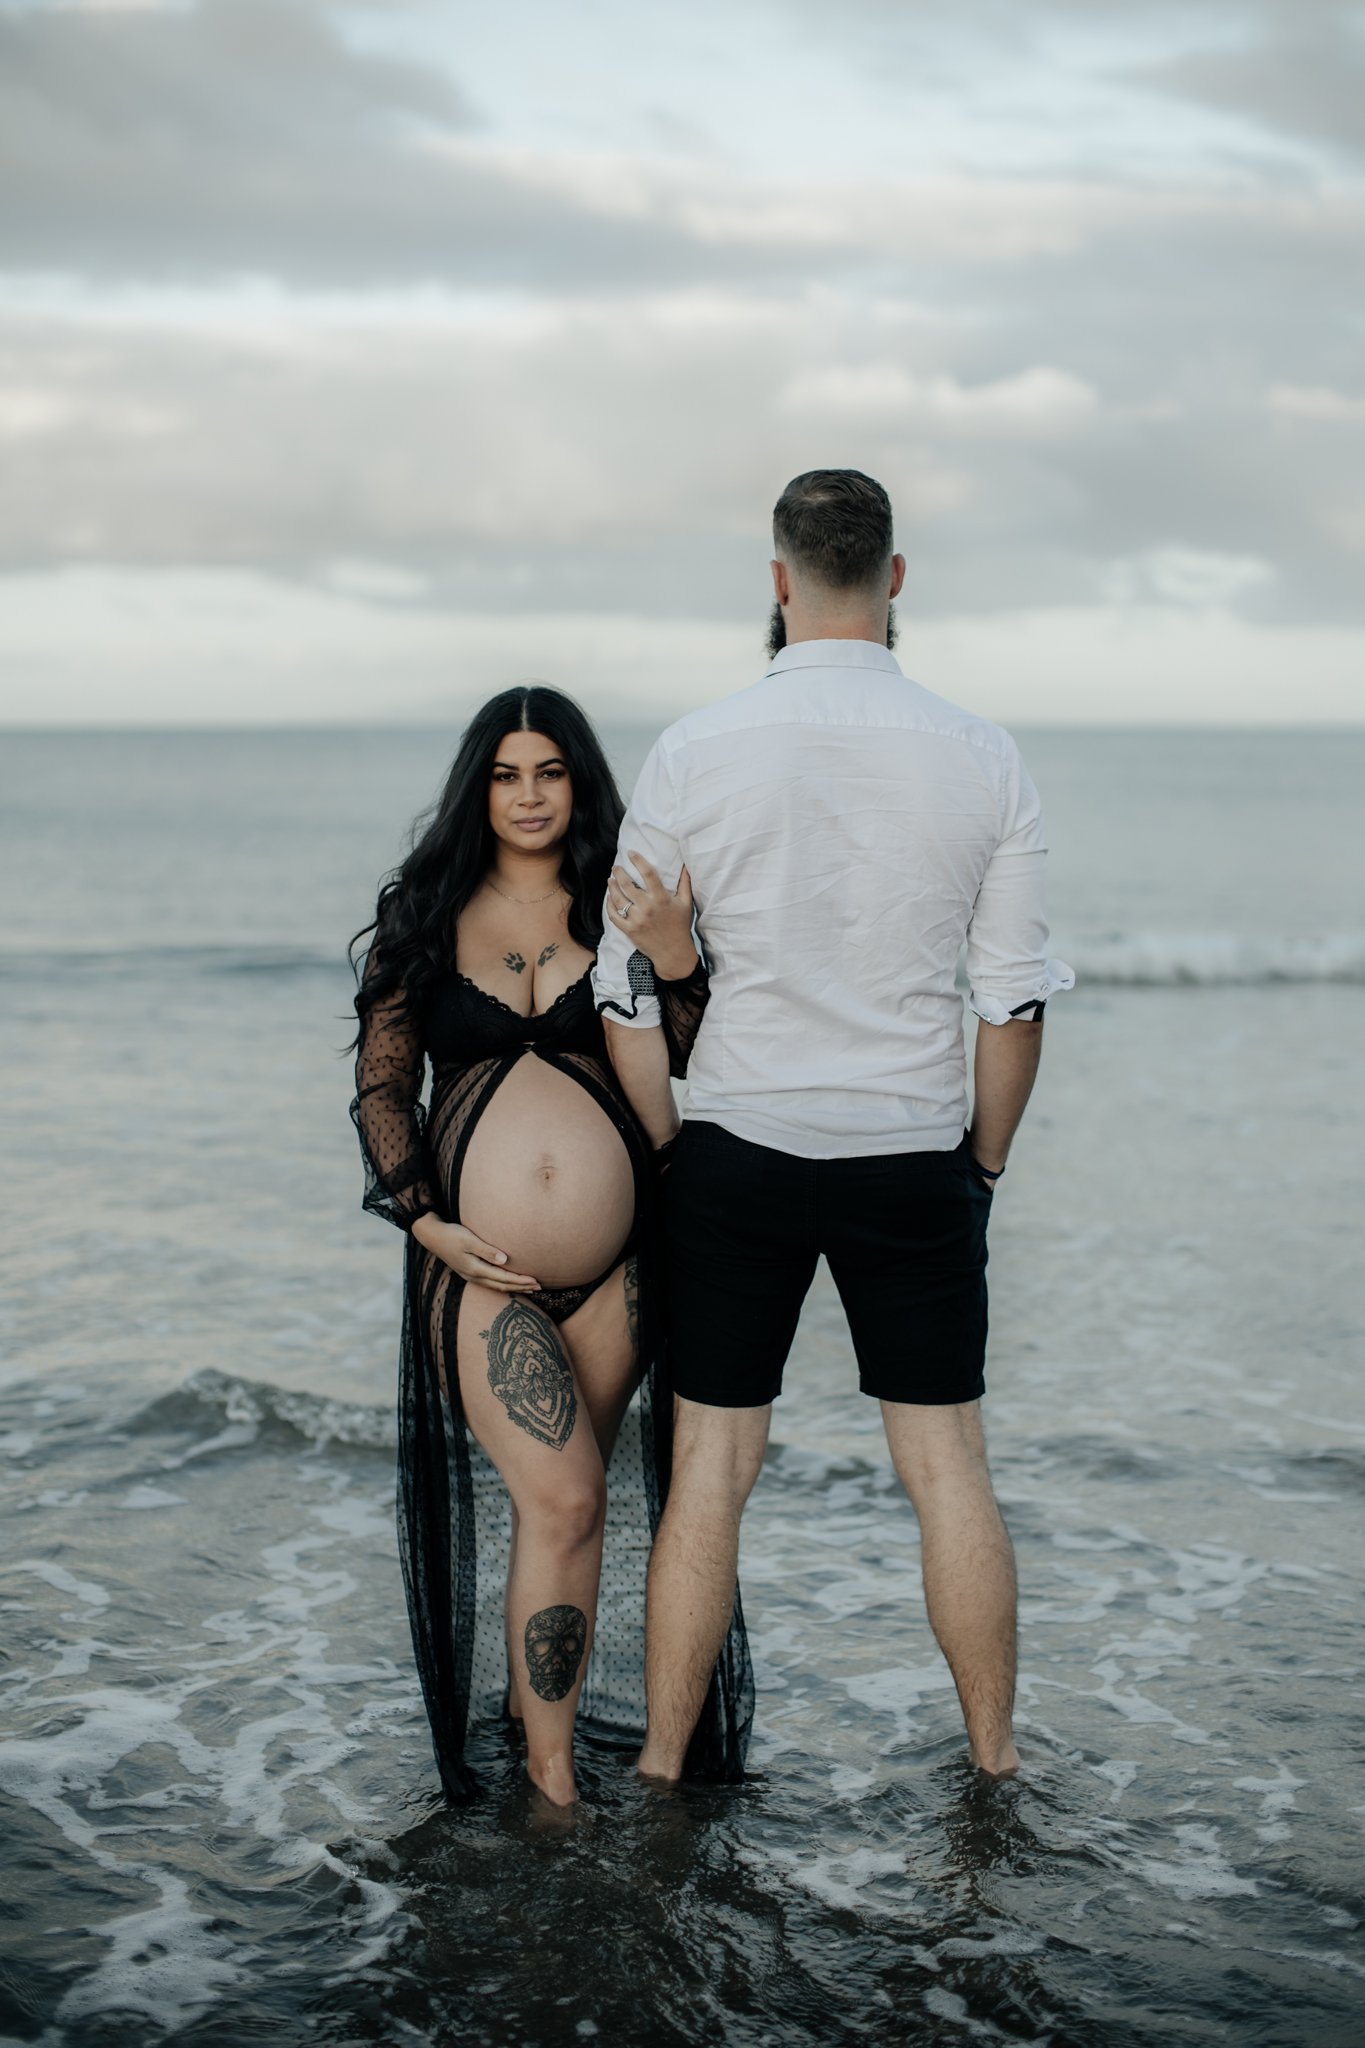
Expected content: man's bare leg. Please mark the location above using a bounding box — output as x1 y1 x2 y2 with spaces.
881 1398 1019 1777
637 1397 771 1782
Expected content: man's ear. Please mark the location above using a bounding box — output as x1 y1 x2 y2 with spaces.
770 558 791 605
889 553 907 600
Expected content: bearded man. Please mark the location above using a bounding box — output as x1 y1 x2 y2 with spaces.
593 468 1072 1780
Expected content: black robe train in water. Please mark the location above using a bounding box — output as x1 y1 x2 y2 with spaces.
351 947 753 1802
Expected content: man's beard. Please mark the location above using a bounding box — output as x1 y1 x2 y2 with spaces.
766 602 898 660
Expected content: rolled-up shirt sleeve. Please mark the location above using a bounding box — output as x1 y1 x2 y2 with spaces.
592 737 684 1030
966 738 1075 1026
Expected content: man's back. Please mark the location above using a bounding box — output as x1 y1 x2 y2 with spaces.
609 468 1062 1788
594 637 1070 1157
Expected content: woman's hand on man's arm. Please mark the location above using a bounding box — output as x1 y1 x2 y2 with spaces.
605 853 699 982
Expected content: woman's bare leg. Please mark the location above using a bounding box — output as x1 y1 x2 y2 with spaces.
558 1254 641 1468
457 1283 607 1805
506 1255 639 1723
464 1260 641 1769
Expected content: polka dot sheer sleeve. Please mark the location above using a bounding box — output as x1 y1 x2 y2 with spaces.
658 957 711 1080
350 944 439 1233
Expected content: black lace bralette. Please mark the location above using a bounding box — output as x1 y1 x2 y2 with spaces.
424 966 606 1069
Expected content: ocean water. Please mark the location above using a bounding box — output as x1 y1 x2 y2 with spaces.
2 725 1363 2047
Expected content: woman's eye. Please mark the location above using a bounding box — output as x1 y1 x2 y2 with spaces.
541 769 565 780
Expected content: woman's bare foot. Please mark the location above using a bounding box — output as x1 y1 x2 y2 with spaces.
528 1752 577 1807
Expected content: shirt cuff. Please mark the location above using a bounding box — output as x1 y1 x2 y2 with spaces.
592 949 664 1029
969 958 1075 1026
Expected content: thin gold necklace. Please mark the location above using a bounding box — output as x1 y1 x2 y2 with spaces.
486 875 565 906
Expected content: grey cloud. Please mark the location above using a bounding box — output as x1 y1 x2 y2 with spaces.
6 0 1356 294
2 0 1080 295
948 185 1364 401
1130 13 1365 157
773 0 1365 169
1 0 1360 644
0 0 734 288
869 400 1365 627
1 290 1360 629
1052 410 1365 622
5 0 469 143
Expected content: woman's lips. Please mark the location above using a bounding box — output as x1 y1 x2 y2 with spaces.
515 817 549 830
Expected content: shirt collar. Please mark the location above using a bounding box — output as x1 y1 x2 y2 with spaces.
765 638 903 678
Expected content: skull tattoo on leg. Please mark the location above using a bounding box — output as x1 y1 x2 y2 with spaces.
524 1603 588 1702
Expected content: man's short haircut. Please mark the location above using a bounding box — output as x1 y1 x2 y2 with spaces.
772 469 894 591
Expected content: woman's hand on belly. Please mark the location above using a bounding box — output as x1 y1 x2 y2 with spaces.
410 1214 541 1293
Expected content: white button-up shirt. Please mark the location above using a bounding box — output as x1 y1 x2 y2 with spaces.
593 640 1073 1159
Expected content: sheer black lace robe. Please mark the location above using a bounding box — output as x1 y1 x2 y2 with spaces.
352 947 753 1802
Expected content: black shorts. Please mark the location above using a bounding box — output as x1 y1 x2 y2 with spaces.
663 1121 993 1408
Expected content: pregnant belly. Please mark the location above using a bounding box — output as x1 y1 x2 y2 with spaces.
457 1054 634 1288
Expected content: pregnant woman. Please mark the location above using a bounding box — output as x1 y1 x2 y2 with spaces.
350 685 751 1807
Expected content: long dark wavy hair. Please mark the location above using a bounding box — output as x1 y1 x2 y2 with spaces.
350 684 625 1034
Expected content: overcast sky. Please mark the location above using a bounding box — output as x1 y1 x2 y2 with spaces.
2 0 1362 726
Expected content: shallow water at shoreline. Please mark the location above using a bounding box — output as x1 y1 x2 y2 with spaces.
5 984 1363 2045
3 1312 1363 2046
3 730 1364 2043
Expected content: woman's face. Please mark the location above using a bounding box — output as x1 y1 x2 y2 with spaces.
487 729 573 856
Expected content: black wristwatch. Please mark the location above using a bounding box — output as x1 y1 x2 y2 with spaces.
966 1132 1003 1183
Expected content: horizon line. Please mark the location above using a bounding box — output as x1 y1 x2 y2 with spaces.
4 717 1365 738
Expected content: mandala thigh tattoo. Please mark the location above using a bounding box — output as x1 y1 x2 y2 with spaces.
481 1299 578 1449
524 1604 588 1702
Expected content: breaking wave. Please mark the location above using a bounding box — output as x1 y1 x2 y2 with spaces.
1061 931 1365 987
128 1369 397 1453
7 931 1365 989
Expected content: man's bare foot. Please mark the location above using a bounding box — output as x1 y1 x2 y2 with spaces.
971 1740 1020 1779
636 1745 683 1785
528 1753 577 1807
